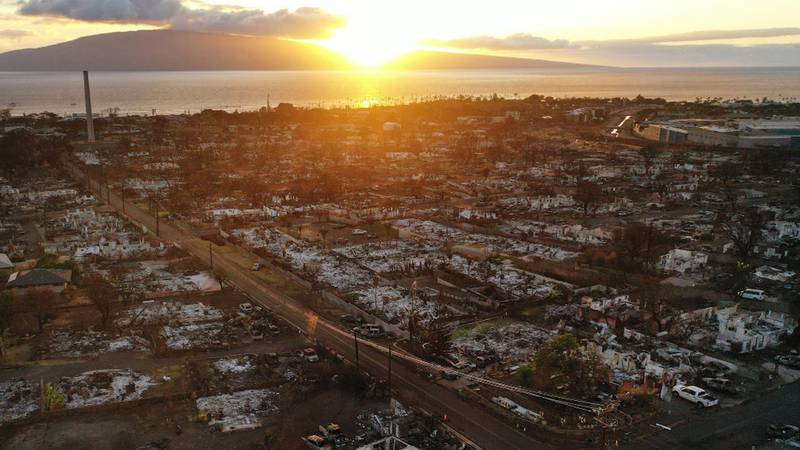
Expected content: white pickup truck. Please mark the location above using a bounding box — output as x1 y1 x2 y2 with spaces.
672 384 719 407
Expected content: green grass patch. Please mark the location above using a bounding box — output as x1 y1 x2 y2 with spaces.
153 364 184 380
450 318 513 339
30 358 88 367
36 254 73 270
2 343 32 363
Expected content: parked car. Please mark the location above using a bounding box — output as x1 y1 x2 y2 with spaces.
238 303 254 314
475 355 496 368
355 324 384 338
775 353 800 370
250 330 264 341
449 359 475 371
767 424 799 439
672 384 719 407
701 377 743 395
340 314 363 328
440 370 460 380
696 361 733 379
250 262 263 271
303 348 319 363
738 288 766 301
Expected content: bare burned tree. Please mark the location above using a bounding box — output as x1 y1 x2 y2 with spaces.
0 291 13 359
24 288 60 333
639 145 661 177
719 207 766 259
709 161 744 209
84 274 119 328
574 180 600 217
614 222 673 272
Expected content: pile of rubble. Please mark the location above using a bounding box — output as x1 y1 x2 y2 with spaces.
393 219 578 262
212 356 256 374
115 301 224 327
450 320 552 363
349 286 441 327
56 369 156 409
234 226 372 291
0 380 39 424
160 322 237 350
119 261 221 295
448 255 557 299
196 389 279 431
334 240 447 274
43 330 148 358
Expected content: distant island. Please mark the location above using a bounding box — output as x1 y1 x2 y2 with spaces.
0 30 599 71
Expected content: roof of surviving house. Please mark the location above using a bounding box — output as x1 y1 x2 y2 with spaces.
0 253 11 269
6 268 69 288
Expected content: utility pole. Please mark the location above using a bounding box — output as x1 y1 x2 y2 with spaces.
387 344 392 393
600 426 606 450
100 165 105 201
41 202 47 241
121 188 126 214
209 242 213 269
353 330 359 370
410 279 417 343
155 195 160 237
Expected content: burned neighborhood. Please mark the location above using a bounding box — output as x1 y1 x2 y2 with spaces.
1 92 800 450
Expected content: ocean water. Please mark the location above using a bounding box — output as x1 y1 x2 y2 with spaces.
1 67 799 116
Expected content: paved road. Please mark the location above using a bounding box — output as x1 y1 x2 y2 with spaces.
65 162 564 450
625 381 800 450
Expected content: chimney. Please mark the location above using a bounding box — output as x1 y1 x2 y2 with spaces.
83 70 95 142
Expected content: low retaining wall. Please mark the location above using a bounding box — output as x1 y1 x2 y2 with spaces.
6 392 191 429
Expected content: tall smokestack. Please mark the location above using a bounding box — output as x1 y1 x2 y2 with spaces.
83 70 95 142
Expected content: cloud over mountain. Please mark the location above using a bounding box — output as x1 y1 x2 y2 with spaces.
0 29 33 39
425 33 576 50
17 0 345 39
170 6 345 39
19 0 182 23
422 27 800 67
583 27 800 46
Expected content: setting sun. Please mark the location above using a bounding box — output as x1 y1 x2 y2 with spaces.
320 21 418 67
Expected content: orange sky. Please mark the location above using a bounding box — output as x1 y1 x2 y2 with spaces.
1 0 799 67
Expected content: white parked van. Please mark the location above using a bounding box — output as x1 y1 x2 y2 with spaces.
738 288 766 301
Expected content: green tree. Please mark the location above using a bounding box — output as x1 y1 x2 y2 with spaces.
517 364 534 386
534 334 598 397
43 383 64 410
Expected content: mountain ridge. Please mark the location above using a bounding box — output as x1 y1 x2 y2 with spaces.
0 30 600 71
